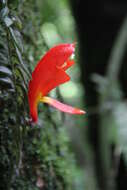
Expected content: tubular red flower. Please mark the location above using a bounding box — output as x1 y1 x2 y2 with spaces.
28 43 85 123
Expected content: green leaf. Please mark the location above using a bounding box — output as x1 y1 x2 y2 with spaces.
15 45 31 79
0 7 9 18
0 52 9 65
0 77 14 88
4 16 13 27
12 15 22 30
1 0 7 5
0 66 12 76
9 27 23 52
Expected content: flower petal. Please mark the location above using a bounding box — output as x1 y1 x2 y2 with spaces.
32 43 75 79
28 66 70 99
28 43 79 123
28 43 75 98
62 59 75 71
41 96 86 115
28 67 70 123
41 68 70 95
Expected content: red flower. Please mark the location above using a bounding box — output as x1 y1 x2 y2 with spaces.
28 43 85 123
